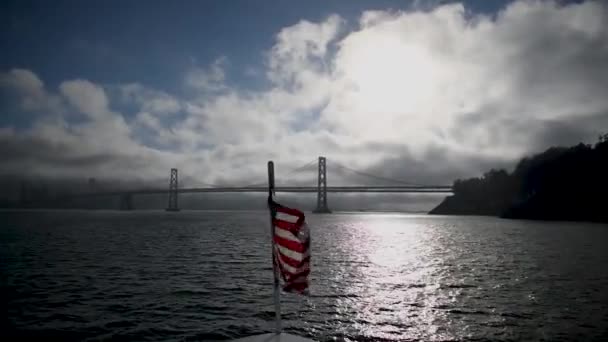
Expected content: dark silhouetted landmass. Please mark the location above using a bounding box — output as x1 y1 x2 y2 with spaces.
430 135 608 222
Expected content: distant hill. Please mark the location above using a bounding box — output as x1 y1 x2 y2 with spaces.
430 135 608 222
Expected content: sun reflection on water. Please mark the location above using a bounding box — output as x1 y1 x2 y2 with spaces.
299 213 608 341
327 214 462 341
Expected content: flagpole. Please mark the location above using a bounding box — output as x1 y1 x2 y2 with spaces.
267 161 282 334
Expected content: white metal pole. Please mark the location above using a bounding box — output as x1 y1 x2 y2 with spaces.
267 161 282 334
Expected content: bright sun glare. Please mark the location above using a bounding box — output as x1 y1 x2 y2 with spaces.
346 39 437 114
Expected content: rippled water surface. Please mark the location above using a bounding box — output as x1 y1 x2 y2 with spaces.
2 210 608 341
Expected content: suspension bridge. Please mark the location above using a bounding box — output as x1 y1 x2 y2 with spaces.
75 157 453 212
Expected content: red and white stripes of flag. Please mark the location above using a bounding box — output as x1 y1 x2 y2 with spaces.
269 199 310 294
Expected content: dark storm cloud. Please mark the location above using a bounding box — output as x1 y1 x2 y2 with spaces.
530 112 608 151
0 130 169 181
0 134 118 168
452 107 608 163
360 146 514 186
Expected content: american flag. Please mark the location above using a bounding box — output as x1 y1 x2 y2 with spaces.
269 200 310 294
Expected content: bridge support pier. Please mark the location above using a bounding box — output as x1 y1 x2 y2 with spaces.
313 156 331 213
166 168 180 211
119 193 133 210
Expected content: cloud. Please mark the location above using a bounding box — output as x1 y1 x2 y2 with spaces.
0 68 62 113
0 69 44 96
120 83 181 115
60 80 110 119
184 56 228 92
0 74 181 182
268 14 343 88
320 1 608 161
121 83 184 148
1 0 607 211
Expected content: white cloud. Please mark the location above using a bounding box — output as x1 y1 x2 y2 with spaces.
1 0 608 194
184 56 228 92
59 80 110 119
319 1 608 160
0 68 63 113
0 69 44 96
135 111 162 132
268 14 343 88
121 83 181 115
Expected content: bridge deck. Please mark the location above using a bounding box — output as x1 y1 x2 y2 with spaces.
75 186 453 197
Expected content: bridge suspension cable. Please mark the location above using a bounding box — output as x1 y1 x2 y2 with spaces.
193 159 318 188
331 161 424 186
281 158 317 177
243 158 318 187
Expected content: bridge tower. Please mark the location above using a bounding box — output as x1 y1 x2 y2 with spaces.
166 168 180 211
119 193 133 210
314 156 331 213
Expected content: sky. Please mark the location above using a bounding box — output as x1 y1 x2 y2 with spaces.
1 0 607 206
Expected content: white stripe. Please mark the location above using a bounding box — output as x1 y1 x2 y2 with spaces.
274 227 299 242
275 211 298 223
275 244 309 262
279 258 310 275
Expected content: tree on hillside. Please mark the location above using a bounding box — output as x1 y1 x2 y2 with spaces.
435 134 608 222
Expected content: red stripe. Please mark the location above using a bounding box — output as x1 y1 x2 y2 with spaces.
284 281 308 293
275 252 309 283
274 247 310 279
271 204 305 228
285 268 310 280
277 250 310 268
269 200 309 296
280 261 310 278
274 235 307 253
273 218 299 232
